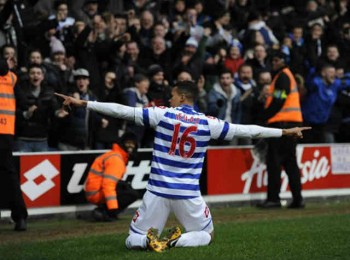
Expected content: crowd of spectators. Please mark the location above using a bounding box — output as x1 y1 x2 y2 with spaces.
2 0 350 151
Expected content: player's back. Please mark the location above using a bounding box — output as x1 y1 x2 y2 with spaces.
146 105 211 199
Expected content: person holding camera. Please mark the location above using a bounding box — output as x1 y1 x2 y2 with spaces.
207 68 241 145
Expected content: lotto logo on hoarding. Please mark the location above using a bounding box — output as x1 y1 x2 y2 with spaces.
20 155 61 207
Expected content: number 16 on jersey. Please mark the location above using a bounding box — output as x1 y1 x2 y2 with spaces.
168 123 198 158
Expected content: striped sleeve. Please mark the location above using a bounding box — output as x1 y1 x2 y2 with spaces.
208 118 282 140
207 117 235 140
134 106 168 128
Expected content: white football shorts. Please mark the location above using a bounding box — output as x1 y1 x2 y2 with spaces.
128 190 213 235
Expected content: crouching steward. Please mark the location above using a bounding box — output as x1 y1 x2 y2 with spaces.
84 132 140 221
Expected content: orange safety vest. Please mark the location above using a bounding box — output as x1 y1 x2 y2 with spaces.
265 67 303 124
84 143 128 210
0 71 17 135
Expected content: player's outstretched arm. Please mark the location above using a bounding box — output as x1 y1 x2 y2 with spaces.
55 92 136 121
55 93 87 108
282 127 312 138
223 123 311 140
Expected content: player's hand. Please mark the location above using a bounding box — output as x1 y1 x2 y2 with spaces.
55 93 87 110
282 127 312 138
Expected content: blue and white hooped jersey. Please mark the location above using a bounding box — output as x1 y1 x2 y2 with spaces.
134 105 236 199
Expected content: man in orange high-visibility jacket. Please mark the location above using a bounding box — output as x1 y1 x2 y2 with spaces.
0 58 28 231
258 51 305 209
85 132 139 221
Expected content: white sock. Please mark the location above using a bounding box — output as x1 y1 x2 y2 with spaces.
175 231 211 247
125 233 147 250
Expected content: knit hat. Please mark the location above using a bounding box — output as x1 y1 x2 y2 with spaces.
185 37 198 48
230 39 243 53
148 64 163 77
50 36 66 54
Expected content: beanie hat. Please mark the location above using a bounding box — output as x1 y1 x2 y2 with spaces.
50 36 66 55
185 37 198 48
230 39 243 53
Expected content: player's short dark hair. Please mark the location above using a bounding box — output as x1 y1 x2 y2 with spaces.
173 80 198 102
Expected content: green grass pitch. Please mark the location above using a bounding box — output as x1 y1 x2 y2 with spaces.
0 200 349 260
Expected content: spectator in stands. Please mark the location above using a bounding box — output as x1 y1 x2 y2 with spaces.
147 64 171 107
335 79 350 143
234 63 259 145
109 40 129 88
123 74 150 146
73 22 103 94
28 19 59 60
173 37 202 81
139 10 155 48
243 10 279 48
15 64 67 152
126 40 145 75
246 44 271 80
305 23 327 70
255 70 272 125
1 44 17 72
0 0 17 48
141 35 172 80
205 9 232 48
337 22 350 60
288 25 307 76
207 69 241 144
94 71 124 149
301 64 350 143
114 13 128 38
57 68 101 150
193 0 211 26
317 44 347 72
229 0 254 32
86 132 139 222
224 39 244 77
82 0 100 21
47 38 70 93
49 0 75 47
153 22 172 48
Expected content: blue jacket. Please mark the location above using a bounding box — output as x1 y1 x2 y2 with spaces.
207 83 241 124
302 76 350 124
